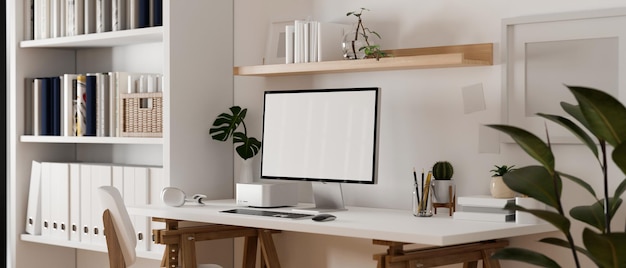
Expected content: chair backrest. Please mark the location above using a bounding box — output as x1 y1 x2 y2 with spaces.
98 186 137 266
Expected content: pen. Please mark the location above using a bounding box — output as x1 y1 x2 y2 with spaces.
413 168 420 202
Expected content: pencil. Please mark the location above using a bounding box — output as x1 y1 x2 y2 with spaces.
421 169 425 198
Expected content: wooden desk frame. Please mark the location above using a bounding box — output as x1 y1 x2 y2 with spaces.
373 239 508 268
152 218 281 268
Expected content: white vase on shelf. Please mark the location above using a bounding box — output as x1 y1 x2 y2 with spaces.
238 158 254 184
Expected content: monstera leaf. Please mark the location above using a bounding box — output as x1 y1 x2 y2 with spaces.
209 106 262 160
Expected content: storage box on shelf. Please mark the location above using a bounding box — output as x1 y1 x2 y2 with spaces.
120 92 163 137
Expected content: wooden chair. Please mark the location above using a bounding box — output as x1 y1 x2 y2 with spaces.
98 186 223 268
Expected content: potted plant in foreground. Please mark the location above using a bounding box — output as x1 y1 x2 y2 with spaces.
489 165 516 198
209 106 262 183
487 85 626 267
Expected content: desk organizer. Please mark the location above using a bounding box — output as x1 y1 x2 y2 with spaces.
120 92 163 137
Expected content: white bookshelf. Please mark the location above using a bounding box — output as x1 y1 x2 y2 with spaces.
20 135 164 145
20 27 163 48
7 0 235 267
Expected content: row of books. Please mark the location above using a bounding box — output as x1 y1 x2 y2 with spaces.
28 0 163 40
25 161 166 252
285 20 351 64
453 195 516 222
26 71 163 137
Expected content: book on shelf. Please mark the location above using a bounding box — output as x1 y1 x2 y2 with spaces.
51 76 61 136
34 0 50 39
286 20 351 64
76 74 87 136
111 0 126 31
66 0 85 36
453 211 515 222
137 0 150 28
457 195 515 208
96 0 112 33
83 0 97 34
62 74 78 136
152 0 162 26
85 74 98 136
39 77 52 136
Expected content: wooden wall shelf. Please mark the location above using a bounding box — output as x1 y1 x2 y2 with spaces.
233 43 493 77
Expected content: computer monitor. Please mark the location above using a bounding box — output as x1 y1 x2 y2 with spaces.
260 87 380 212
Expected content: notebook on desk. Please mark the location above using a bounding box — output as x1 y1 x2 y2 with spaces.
220 208 314 219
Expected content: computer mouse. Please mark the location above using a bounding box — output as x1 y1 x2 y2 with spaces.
312 213 336 222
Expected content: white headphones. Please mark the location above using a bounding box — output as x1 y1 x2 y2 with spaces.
160 187 207 207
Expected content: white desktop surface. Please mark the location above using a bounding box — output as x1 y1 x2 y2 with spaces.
127 199 557 247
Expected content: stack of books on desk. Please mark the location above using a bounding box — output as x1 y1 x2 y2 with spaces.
453 195 515 222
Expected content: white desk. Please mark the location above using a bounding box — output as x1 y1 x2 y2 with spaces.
128 200 556 268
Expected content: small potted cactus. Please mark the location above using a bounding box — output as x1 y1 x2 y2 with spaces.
431 161 456 203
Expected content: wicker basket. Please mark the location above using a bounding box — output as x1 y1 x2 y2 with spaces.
120 92 163 137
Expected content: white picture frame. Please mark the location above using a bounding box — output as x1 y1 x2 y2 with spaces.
264 20 293 65
501 8 626 144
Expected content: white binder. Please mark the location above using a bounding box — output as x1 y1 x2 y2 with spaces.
79 164 92 244
69 163 81 242
40 162 52 237
25 161 42 235
123 166 150 251
50 162 70 240
90 164 111 245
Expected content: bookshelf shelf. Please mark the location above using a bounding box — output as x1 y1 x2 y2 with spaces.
20 234 162 260
20 27 163 48
234 43 493 76
20 135 164 145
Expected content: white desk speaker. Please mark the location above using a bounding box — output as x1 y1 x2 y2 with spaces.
236 182 299 208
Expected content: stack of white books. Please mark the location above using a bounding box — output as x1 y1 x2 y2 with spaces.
285 20 351 64
453 195 516 222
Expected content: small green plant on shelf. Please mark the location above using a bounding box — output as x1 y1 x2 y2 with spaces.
345 8 388 60
489 165 516 177
209 106 262 160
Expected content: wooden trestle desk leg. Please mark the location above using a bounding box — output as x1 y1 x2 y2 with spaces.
153 218 181 268
258 229 281 268
373 239 508 268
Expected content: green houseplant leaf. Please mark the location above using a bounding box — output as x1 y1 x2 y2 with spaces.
570 198 623 233
503 166 562 209
209 106 262 160
583 229 626 267
568 85 626 147
210 106 246 141
538 113 598 158
613 143 626 176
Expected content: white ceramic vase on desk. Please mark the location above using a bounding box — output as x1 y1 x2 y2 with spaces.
239 158 254 184
490 176 516 198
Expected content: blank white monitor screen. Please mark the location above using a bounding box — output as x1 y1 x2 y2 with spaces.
261 88 379 184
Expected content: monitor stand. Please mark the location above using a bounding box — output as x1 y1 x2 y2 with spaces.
292 182 347 214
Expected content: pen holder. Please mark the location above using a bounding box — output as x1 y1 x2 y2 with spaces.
412 184 433 217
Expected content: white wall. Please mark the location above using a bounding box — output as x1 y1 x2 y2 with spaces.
234 1 626 267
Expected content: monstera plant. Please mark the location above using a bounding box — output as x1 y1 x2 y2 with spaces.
209 106 262 160
487 85 626 267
